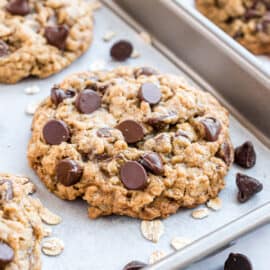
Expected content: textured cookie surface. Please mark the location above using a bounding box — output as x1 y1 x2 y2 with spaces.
0 0 94 83
0 174 46 269
196 0 270 55
28 66 233 220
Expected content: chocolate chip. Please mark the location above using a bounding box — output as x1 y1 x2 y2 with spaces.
97 128 112 138
138 82 161 105
110 40 133 61
139 152 164 175
0 180 13 200
123 261 148 270
44 25 69 50
0 242 14 268
0 40 9 57
120 161 147 190
236 173 263 203
244 9 261 20
51 86 75 106
200 117 221 142
116 120 144 143
234 141 256 169
217 142 233 166
6 0 30 16
56 159 83 186
175 130 190 140
43 120 70 145
75 89 101 114
224 253 252 270
134 67 157 78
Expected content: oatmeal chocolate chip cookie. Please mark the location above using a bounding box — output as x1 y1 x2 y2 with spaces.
196 0 270 55
0 174 48 269
28 66 233 220
0 0 94 83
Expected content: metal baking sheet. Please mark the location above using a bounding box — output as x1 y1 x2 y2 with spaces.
0 1 270 270
180 0 270 76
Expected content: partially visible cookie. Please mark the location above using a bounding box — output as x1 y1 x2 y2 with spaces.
0 0 94 83
0 174 48 269
196 0 270 55
28 66 233 220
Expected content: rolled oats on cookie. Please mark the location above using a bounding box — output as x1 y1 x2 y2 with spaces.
28 66 233 220
0 0 94 83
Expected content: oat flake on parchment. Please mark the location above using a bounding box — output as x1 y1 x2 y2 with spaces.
24 85 40 95
206 197 222 211
39 207 62 225
149 250 167 264
139 31 152 44
171 237 192 251
141 220 164 243
43 226 52 238
131 50 140 59
191 208 209 219
42 238 64 256
103 30 116 42
90 0 102 11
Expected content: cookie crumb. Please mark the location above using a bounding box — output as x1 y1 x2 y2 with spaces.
171 237 192 250
206 197 222 211
24 85 40 95
42 237 64 256
191 208 209 219
131 50 140 59
149 250 166 264
103 30 116 42
141 220 164 243
25 102 39 115
39 207 62 225
139 31 152 44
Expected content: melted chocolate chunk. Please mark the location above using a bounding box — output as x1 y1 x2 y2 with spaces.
138 82 161 105
44 25 69 50
200 117 222 142
139 152 164 175
51 86 75 106
75 89 101 114
0 40 9 57
0 180 13 200
6 0 30 16
0 242 14 268
217 142 233 166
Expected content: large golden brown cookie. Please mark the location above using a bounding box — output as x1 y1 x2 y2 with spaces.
28 66 233 220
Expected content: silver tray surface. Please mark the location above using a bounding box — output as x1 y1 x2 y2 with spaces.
0 1 270 269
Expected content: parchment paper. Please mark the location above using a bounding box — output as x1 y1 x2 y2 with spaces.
0 3 269 270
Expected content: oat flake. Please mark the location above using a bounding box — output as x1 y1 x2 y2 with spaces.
139 31 152 44
131 50 140 59
171 237 192 250
191 208 209 219
206 197 222 211
43 226 52 238
25 102 39 115
141 220 164 243
42 237 64 256
40 207 62 225
24 85 40 95
149 250 166 264
103 30 116 42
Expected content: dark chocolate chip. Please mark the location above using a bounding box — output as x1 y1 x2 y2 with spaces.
224 253 253 270
234 141 256 169
0 180 13 201
6 0 30 16
139 152 164 175
75 89 101 114
44 24 69 50
217 142 233 166
175 130 190 140
0 242 14 268
138 82 161 105
95 153 111 161
236 173 263 203
116 120 144 143
97 128 112 138
200 117 222 142
120 161 147 190
134 67 158 78
56 159 83 186
110 40 133 61
51 86 75 106
244 9 261 20
233 29 244 39
0 40 9 57
43 119 70 145
123 261 148 270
